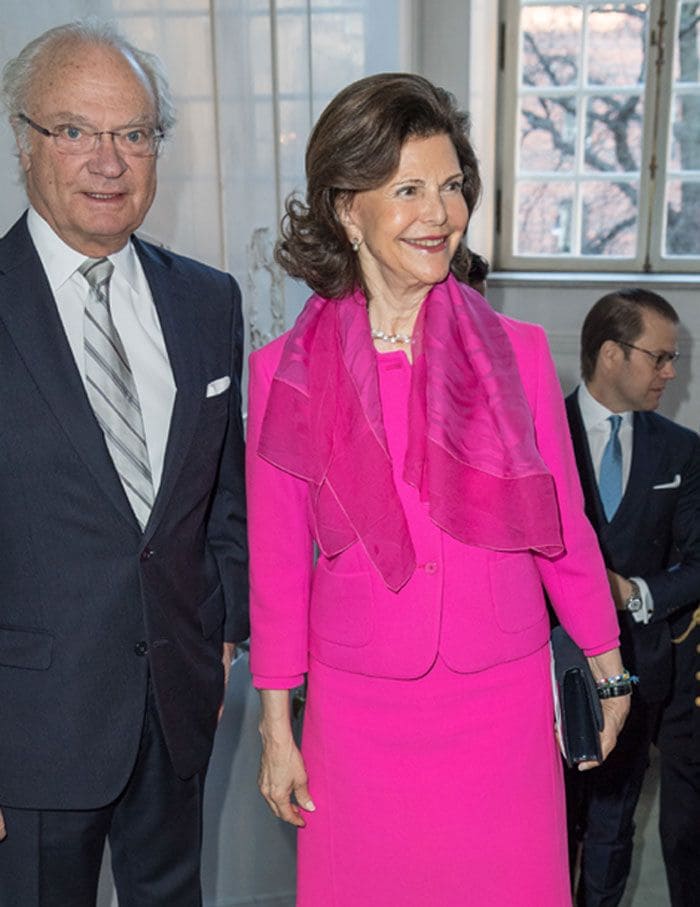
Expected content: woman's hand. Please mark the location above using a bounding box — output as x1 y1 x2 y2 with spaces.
258 689 315 826
578 647 631 771
577 694 630 771
258 735 314 826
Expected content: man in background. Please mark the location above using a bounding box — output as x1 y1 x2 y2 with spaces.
0 20 247 906
565 288 700 907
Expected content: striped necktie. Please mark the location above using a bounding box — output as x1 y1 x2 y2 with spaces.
80 257 154 529
599 414 623 522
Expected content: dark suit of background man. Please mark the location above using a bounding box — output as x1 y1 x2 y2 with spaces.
0 20 248 907
565 288 700 907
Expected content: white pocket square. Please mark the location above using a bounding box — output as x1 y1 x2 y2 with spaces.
653 474 681 490
206 376 231 397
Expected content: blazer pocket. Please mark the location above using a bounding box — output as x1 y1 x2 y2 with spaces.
310 561 373 647
488 552 546 634
198 584 225 638
0 624 54 670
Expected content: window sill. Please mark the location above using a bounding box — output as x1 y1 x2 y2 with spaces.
489 271 700 290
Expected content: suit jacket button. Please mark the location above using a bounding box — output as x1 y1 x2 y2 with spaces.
140 547 154 561
134 641 149 656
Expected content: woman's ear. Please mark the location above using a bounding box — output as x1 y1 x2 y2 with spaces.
336 199 363 252
335 192 357 236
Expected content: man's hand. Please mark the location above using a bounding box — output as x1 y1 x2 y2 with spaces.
607 569 634 610
218 642 237 722
0 807 6 841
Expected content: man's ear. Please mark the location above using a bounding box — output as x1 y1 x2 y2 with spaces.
19 148 32 175
599 339 622 370
13 125 32 175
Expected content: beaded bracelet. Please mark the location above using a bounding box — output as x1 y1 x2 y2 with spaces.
596 671 632 686
595 669 638 700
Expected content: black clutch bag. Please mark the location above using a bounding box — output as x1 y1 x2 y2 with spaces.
551 626 603 767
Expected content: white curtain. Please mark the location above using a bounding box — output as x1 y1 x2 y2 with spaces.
1 0 408 346
1 3 407 904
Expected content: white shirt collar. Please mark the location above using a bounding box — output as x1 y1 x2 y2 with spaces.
27 206 141 293
577 382 633 432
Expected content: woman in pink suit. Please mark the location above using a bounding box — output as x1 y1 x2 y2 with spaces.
247 73 630 906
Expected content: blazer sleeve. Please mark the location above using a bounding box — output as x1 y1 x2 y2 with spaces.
246 345 313 689
645 429 700 622
518 324 620 655
206 276 250 643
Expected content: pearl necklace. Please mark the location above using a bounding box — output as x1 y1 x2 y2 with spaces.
371 327 412 345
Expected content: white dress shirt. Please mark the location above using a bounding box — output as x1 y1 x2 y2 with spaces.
27 207 176 497
577 383 653 623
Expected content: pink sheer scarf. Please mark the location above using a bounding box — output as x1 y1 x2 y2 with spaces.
258 274 563 590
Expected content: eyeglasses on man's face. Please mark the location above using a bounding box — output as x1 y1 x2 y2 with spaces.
17 113 163 158
617 340 680 371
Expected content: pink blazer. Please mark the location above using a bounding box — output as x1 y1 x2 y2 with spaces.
247 315 619 688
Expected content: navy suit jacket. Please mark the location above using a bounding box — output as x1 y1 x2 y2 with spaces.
565 391 700 706
0 214 248 809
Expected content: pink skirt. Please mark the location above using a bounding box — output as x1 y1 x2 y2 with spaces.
297 646 572 906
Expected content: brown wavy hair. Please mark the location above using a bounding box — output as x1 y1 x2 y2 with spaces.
275 72 482 299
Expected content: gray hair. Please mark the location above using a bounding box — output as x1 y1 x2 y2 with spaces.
1 18 176 154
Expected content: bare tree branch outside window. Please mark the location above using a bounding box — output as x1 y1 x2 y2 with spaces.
506 1 700 267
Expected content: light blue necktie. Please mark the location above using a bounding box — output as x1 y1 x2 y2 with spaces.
599 414 623 521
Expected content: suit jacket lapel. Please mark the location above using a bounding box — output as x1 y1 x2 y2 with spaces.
609 411 664 526
565 393 606 533
0 216 138 529
134 238 204 539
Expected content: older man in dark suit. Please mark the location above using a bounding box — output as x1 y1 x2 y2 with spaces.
565 288 700 907
0 20 247 907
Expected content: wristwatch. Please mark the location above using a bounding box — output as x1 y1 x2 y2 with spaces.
624 579 643 613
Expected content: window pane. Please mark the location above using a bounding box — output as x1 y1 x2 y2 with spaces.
513 2 648 258
585 93 643 171
667 95 699 169
673 1 700 81
516 181 576 254
586 5 648 86
581 180 639 255
521 5 582 87
520 96 577 171
665 180 700 254
663 2 700 257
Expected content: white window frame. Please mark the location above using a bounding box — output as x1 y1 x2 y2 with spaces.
496 0 700 274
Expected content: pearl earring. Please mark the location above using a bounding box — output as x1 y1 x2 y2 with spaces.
352 238 362 253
